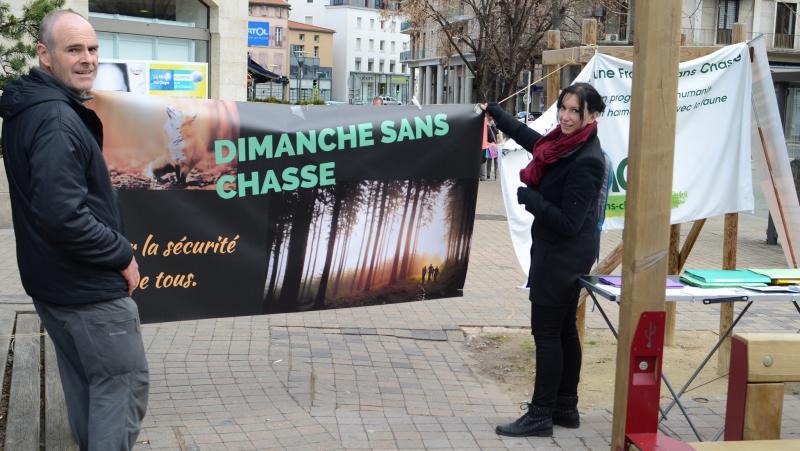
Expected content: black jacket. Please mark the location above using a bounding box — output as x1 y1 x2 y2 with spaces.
0 69 132 305
488 103 604 307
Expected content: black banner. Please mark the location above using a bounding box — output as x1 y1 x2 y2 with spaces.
88 93 483 323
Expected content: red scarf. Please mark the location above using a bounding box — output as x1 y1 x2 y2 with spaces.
520 121 597 187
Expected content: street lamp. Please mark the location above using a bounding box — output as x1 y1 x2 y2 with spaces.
295 50 306 103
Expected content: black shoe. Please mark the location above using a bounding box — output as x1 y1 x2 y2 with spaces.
553 395 580 428
495 403 553 437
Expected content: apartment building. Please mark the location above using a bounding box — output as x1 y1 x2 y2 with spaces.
288 0 410 104
288 20 335 101
249 0 292 100
35 0 249 100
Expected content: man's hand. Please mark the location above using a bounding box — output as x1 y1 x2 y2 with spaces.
120 256 140 296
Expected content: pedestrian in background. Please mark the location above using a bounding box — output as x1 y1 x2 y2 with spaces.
484 118 499 180
482 82 607 437
0 9 148 450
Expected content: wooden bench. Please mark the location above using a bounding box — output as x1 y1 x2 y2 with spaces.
641 334 800 450
725 333 800 442
0 310 78 450
688 439 800 450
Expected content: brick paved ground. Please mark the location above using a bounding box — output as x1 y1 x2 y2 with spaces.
0 179 798 450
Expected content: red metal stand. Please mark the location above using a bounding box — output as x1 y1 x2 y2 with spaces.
724 336 748 441
623 311 694 451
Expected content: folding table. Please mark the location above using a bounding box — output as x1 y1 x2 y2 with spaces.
579 275 800 441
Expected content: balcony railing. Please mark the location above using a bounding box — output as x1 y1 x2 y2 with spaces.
681 28 800 51
399 49 426 61
775 33 795 49
442 5 467 21
716 28 732 45
330 0 397 8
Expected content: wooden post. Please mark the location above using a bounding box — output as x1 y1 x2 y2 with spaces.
575 19 598 348
666 31 686 350
665 224 680 345
744 383 784 440
610 2 682 449
665 32 686 348
546 30 561 107
678 219 707 269
718 22 747 375
582 18 598 47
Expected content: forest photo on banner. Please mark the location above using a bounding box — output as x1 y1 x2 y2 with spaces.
88 94 484 323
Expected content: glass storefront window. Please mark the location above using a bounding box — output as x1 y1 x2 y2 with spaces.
91 0 209 63
89 0 208 28
97 32 208 63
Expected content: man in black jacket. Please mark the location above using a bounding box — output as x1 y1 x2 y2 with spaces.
0 10 148 450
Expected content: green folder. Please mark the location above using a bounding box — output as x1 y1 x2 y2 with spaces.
682 269 771 284
748 268 800 282
679 273 768 288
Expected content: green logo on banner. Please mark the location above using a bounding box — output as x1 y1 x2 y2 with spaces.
604 192 689 218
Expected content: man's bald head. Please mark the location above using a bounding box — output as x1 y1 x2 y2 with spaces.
36 10 98 94
38 9 88 50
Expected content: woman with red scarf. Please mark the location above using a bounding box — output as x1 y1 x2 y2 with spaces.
484 82 606 437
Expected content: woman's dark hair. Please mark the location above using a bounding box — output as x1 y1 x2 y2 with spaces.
556 82 606 123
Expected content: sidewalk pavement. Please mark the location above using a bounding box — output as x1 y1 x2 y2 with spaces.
0 179 798 450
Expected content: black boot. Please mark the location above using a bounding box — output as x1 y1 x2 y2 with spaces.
553 395 580 428
495 403 553 437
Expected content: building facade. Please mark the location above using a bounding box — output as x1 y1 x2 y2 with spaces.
401 6 475 107
288 0 410 104
288 21 335 102
249 0 291 100
401 2 590 109
49 0 249 101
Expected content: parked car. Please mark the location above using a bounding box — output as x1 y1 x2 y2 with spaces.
379 95 403 105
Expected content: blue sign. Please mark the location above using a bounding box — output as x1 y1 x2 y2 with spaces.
248 21 270 46
149 69 205 92
149 69 174 91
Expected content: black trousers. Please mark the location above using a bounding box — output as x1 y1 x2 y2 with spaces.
530 289 581 409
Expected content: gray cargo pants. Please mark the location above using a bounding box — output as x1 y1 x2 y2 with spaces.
34 296 149 451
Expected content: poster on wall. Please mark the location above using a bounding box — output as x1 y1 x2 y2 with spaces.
87 92 483 323
95 59 208 99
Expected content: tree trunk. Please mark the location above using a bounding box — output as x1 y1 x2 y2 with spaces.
301 202 323 299
277 189 316 312
390 180 413 284
350 181 376 293
365 182 389 290
357 181 382 290
400 181 421 278
315 186 342 309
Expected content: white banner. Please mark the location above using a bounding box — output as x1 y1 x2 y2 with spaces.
501 44 753 275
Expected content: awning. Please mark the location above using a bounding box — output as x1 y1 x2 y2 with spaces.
248 57 289 84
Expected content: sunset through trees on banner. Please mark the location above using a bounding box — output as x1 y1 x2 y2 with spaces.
262 179 477 313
